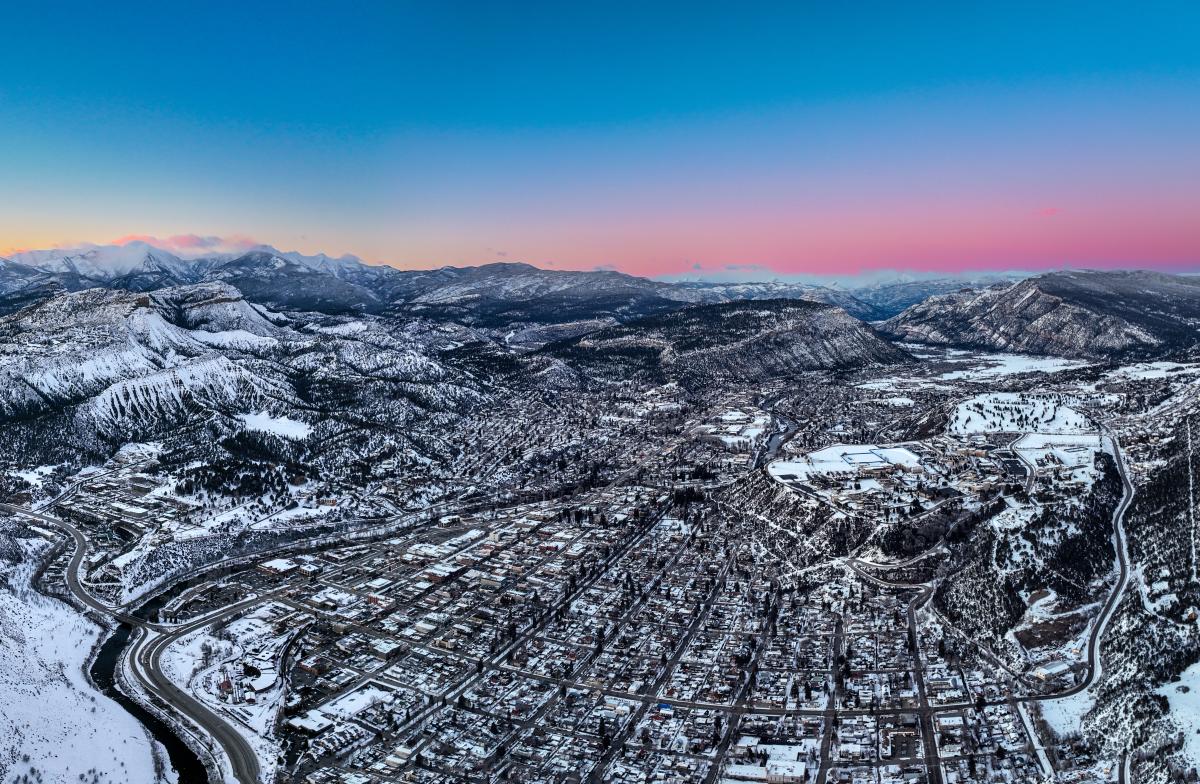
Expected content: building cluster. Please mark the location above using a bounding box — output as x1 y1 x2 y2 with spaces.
20 368 1163 784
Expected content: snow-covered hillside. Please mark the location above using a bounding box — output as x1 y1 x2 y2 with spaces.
883 270 1200 360
550 299 912 388
0 283 487 460
3 241 1038 327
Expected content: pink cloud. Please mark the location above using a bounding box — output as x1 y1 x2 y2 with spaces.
110 233 261 257
1035 207 1062 217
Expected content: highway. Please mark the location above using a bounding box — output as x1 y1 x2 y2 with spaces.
1 501 261 784
1075 429 1133 693
907 584 945 784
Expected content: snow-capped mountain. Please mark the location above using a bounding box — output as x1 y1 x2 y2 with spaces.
0 279 923 467
0 283 279 423
847 275 1024 319
881 270 1200 359
7 241 198 291
407 262 662 304
0 257 64 315
204 250 390 314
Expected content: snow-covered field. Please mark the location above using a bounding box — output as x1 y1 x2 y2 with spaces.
0 534 167 782
1157 662 1200 767
948 392 1092 435
10 464 56 489
769 443 921 483
1014 433 1104 486
936 351 1089 380
1110 361 1200 381
1038 688 1095 739
239 411 312 440
854 349 1088 399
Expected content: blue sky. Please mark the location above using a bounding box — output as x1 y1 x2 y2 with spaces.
2 1 1198 276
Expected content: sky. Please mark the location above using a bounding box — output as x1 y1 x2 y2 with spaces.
1 1 1198 280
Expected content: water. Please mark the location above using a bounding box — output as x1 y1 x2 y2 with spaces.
90 624 210 784
134 591 170 622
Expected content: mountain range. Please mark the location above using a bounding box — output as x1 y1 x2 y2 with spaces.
0 280 918 483
7 241 1200 363
0 241 1007 324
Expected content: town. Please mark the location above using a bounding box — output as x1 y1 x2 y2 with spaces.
6 347 1181 784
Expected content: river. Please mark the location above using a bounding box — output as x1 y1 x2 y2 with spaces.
90 607 210 782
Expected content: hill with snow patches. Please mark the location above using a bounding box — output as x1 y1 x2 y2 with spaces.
0 518 164 782
0 282 489 466
544 298 913 387
883 270 1200 360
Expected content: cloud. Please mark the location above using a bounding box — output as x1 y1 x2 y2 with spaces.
1035 207 1062 217
110 233 261 257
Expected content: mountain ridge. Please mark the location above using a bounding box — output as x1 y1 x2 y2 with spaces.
544 298 913 388
0 243 971 324
882 269 1200 359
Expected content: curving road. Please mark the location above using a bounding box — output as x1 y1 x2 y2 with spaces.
1076 430 1133 692
834 427 1136 780
1 501 261 784
848 427 1134 700
133 617 265 784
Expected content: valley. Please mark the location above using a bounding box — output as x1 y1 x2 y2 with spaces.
2 263 1200 784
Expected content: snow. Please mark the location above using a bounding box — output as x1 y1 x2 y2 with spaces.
159 603 299 783
769 443 921 483
1158 661 1200 767
250 504 333 529
324 683 394 718
239 411 312 440
315 320 370 335
89 356 256 429
723 739 819 781
0 536 165 782
11 464 55 489
1015 433 1102 463
696 409 770 449
938 352 1088 380
191 329 278 350
260 557 299 573
1022 589 1061 621
10 241 188 279
1111 361 1200 381
948 392 1092 435
1014 433 1103 486
1041 691 1099 739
